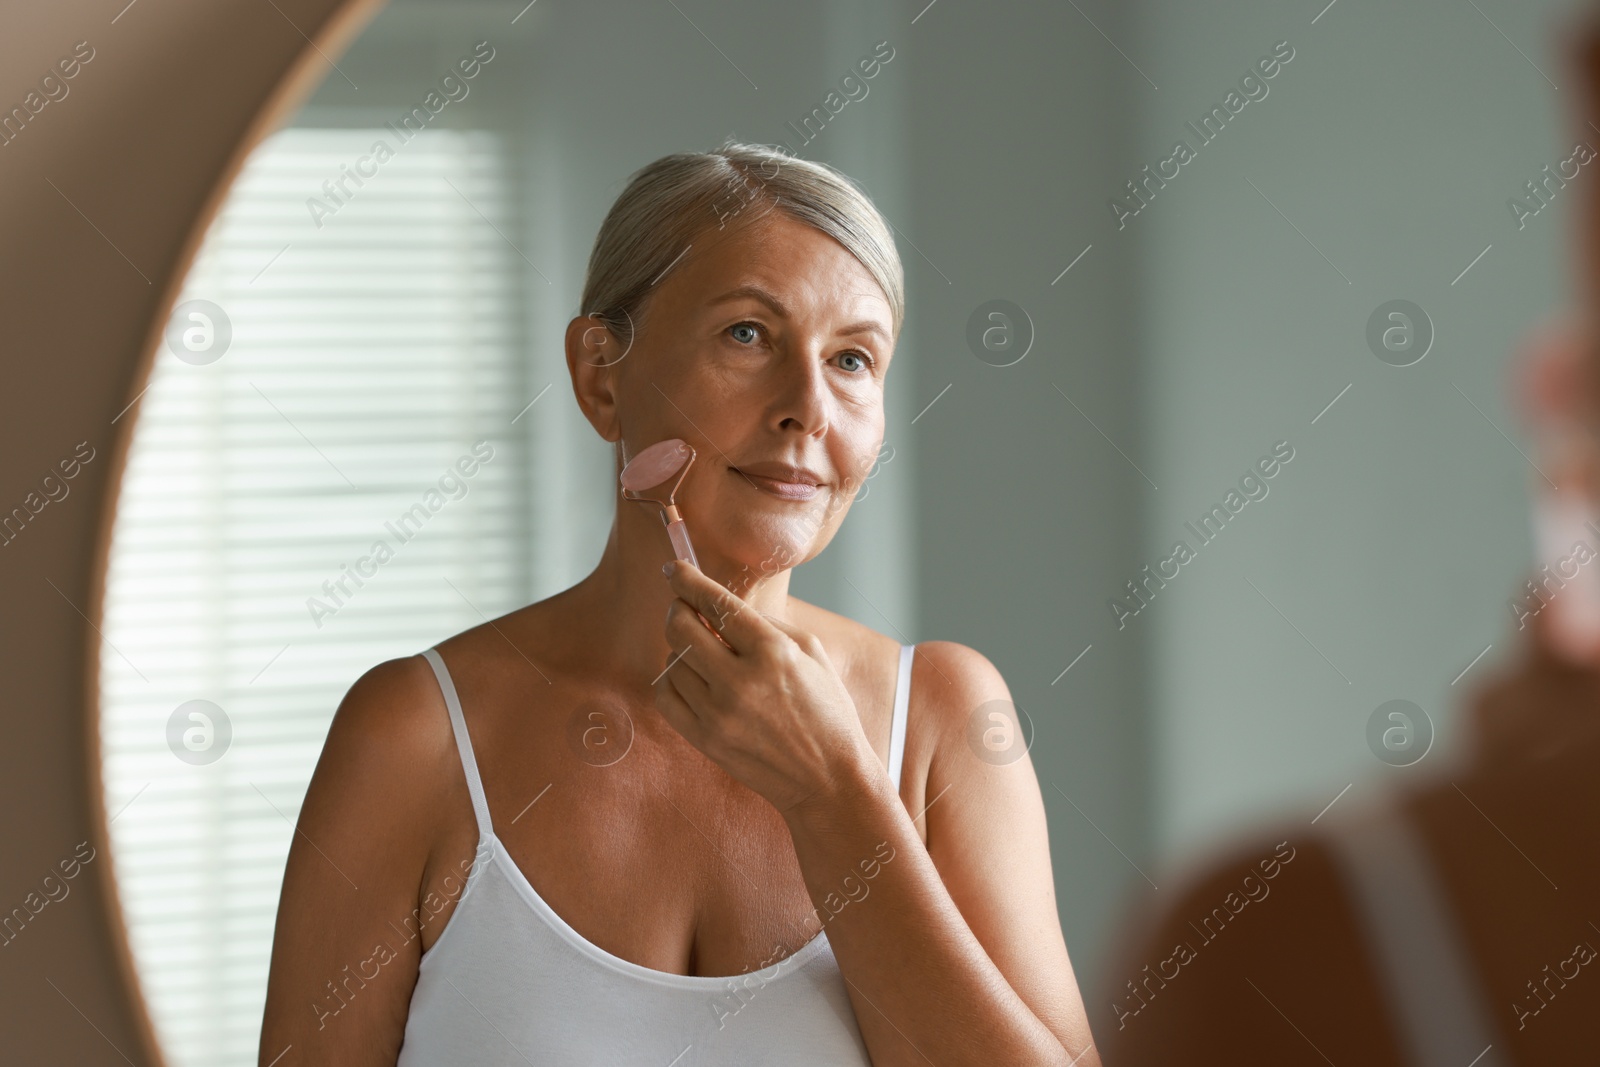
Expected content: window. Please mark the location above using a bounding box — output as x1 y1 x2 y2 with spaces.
98 124 532 1066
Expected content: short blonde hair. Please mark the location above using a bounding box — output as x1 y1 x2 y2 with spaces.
579 140 904 351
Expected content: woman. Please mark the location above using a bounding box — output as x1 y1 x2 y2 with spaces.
260 142 1097 1065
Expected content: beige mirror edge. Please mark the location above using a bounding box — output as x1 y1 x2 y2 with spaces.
1 1 384 1062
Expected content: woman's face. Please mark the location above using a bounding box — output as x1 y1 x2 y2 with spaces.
575 209 896 582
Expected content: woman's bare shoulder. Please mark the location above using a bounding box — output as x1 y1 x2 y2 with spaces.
896 640 1008 740
261 653 468 1055
302 653 465 854
324 653 455 767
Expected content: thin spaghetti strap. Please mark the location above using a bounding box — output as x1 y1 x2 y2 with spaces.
887 643 914 791
421 647 494 840
1319 801 1509 1067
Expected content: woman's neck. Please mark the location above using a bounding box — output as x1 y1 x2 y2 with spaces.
558 513 796 687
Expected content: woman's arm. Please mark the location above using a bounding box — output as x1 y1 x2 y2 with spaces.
780 640 1098 1067
258 656 459 1066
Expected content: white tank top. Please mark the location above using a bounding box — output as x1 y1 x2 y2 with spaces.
395 641 918 1066
1319 797 1510 1067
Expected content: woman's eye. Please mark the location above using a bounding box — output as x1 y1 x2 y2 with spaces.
724 323 873 373
837 351 873 373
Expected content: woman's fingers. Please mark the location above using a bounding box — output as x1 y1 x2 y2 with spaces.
652 663 708 746
663 559 775 655
663 596 722 682
758 609 827 661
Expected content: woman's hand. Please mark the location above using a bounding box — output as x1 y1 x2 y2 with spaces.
652 559 875 818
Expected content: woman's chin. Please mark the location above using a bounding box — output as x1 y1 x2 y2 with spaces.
701 541 813 585
682 498 827 577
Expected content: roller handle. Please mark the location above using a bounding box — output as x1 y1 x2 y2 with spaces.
665 517 699 570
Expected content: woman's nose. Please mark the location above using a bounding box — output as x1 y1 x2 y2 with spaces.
761 346 834 435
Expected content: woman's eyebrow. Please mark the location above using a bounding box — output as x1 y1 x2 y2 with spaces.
838 320 891 344
707 283 788 315
707 283 890 343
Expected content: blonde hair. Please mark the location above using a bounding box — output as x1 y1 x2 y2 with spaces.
579 140 904 352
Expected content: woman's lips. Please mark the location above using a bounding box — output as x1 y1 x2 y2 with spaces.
730 467 821 501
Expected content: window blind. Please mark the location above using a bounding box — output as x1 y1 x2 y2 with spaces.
98 124 531 1067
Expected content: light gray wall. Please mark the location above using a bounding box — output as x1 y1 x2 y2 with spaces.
900 0 1151 994
1130 0 1581 881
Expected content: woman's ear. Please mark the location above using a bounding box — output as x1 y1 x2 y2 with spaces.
565 313 628 442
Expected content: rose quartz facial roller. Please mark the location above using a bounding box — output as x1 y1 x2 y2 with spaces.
619 438 700 570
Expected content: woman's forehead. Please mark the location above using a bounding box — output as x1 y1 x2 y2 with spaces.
677 221 892 323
